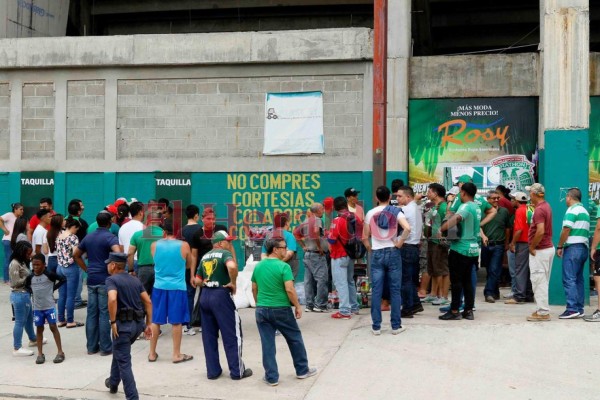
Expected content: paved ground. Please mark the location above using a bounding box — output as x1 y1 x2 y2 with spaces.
0 281 597 400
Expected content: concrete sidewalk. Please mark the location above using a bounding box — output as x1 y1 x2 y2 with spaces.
0 282 597 400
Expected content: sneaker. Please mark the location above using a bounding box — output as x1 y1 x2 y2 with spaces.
400 310 414 318
35 354 45 364
13 348 33 357
461 310 474 320
526 312 550 322
371 328 381 336
391 327 406 335
503 291 514 299
198 327 202 332
439 311 462 321
297 367 318 379
262 377 279 386
28 338 47 347
558 310 581 319
105 378 118 394
312 307 328 313
331 312 351 320
432 297 450 306
504 298 525 305
410 304 425 314
584 309 600 322
485 296 495 303
184 328 196 336
304 306 314 312
421 295 437 303
74 303 86 309
235 368 253 380
352 309 360 315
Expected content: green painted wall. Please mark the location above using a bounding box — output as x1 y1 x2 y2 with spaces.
543 129 590 305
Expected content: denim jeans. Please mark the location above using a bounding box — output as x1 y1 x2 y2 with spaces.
303 252 329 309
562 243 588 314
506 249 516 293
75 270 85 305
255 307 309 384
86 284 112 353
47 255 58 274
482 244 505 298
10 291 36 349
331 256 358 315
370 247 402 330
3 240 11 282
400 245 420 309
57 264 80 323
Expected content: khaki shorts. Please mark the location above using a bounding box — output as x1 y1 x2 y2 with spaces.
427 242 449 277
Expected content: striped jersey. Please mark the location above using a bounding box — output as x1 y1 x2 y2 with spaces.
563 202 590 246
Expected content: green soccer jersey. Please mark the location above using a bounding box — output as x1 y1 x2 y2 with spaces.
428 201 447 244
450 193 492 216
563 202 590 247
251 258 294 307
450 201 482 257
199 249 234 288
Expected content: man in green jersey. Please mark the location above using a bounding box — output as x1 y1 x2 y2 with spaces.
195 230 252 380
252 237 317 386
439 183 482 321
423 183 450 305
127 211 163 297
556 188 590 319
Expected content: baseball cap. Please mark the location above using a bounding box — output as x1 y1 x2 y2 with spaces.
105 252 127 264
114 198 127 208
448 186 460 196
106 205 118 215
509 191 529 202
323 197 334 211
344 188 360 197
525 183 545 195
455 174 472 185
212 230 236 244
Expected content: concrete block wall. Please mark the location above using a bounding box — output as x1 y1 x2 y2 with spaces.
67 80 105 160
0 83 8 159
21 83 55 160
116 75 364 160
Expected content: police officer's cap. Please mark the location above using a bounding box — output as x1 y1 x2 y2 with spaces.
105 252 127 264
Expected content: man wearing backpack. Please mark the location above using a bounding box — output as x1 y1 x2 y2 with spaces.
363 186 411 334
327 197 363 320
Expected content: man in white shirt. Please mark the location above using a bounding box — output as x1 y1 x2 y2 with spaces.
396 186 424 317
362 186 411 335
32 209 51 258
117 202 145 275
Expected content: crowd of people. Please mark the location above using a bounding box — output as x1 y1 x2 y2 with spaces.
1 176 598 398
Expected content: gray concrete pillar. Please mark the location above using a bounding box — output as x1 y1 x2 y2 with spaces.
9 79 21 161
386 0 411 184
539 0 589 305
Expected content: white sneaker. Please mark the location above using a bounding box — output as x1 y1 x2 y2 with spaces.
503 291 514 299
371 329 381 336
185 328 196 336
296 367 318 379
28 338 48 347
392 327 407 335
197 327 202 333
13 347 33 357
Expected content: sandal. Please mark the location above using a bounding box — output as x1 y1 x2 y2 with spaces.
36 354 45 364
173 354 193 364
53 353 65 364
148 353 158 362
57 322 67 328
66 322 84 328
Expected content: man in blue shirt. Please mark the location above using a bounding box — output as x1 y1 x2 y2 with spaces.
74 211 120 356
261 213 298 279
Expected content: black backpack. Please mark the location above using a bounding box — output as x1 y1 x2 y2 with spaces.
342 213 367 260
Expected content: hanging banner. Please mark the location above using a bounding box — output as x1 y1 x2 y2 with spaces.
263 91 324 155
408 97 538 193
20 171 55 219
589 97 600 202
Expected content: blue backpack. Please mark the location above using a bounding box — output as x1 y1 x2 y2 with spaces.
376 205 403 231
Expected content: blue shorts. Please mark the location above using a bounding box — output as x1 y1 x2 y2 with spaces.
34 308 57 327
151 288 189 325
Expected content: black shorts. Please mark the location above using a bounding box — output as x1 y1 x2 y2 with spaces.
594 250 600 276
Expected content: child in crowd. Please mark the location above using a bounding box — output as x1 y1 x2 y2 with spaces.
27 253 66 364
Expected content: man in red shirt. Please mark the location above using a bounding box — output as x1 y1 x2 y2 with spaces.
327 196 360 320
506 192 533 304
525 183 555 322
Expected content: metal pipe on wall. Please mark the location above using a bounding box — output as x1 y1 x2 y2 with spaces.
373 0 387 194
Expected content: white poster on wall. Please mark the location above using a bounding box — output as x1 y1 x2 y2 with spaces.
263 91 324 155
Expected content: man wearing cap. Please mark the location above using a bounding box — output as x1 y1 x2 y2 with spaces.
481 190 511 303
128 211 164 299
556 187 589 319
118 202 144 275
88 205 120 236
345 188 365 222
74 211 121 356
105 252 152 398
148 221 193 363
525 183 555 322
195 230 252 380
506 191 534 304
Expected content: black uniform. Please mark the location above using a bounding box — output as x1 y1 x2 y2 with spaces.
106 271 146 400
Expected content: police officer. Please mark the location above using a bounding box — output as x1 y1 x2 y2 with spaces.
105 252 152 399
